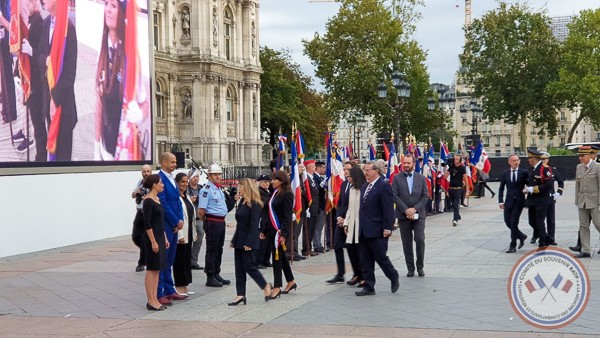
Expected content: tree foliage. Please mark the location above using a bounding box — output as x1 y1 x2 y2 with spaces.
460 2 561 151
547 9 600 143
259 47 329 153
303 0 438 144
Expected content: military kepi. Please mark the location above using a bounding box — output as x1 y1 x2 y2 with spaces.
578 145 593 155
527 147 542 158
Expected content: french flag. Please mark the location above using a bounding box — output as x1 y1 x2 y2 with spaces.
551 273 573 293
368 142 376 161
525 273 546 293
290 137 302 221
471 140 492 174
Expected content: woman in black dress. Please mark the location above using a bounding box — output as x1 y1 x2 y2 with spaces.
142 174 169 311
174 172 196 296
228 178 272 306
261 171 297 299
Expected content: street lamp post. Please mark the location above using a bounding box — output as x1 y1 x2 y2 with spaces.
460 100 483 147
377 69 411 152
427 85 456 143
356 117 367 160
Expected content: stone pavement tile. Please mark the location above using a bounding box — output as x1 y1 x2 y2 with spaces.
248 323 355 336
449 330 565 338
348 327 456 337
105 319 258 337
0 316 128 336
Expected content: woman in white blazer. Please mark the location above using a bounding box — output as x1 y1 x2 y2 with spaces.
174 172 198 296
343 167 366 287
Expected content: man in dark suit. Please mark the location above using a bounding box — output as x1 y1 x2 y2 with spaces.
356 161 399 296
498 154 529 253
391 154 429 277
302 159 320 257
327 161 357 283
524 148 554 248
38 0 78 161
157 152 186 305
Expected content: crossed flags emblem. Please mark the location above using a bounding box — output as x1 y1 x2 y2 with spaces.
524 273 573 302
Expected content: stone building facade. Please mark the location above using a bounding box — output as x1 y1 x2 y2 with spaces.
152 0 263 165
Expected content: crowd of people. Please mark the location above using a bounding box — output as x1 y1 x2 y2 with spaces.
132 146 597 310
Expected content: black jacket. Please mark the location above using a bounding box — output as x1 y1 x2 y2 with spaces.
263 190 293 238
232 200 262 250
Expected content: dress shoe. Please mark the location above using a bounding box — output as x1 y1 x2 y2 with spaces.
460 203 468 208
550 242 558 246
299 256 307 260
346 276 360 286
518 235 527 249
406 271 415 277
228 297 247 306
326 275 344 284
158 297 173 306
391 278 400 293
530 237 538 244
491 192 496 198
11 130 25 141
417 269 425 277
569 245 581 253
146 303 166 311
314 248 325 253
355 288 376 296
282 282 297 294
598 249 600 255
452 220 458 227
135 264 145 272
16 138 34 153
506 247 517 253
205 278 223 287
576 252 591 258
292 256 302 261
257 264 266 269
166 293 188 300
191 264 204 270
270 289 282 299
186 291 195 295
215 275 231 285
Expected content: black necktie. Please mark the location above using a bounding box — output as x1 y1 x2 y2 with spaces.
512 170 516 183
405 172 412 177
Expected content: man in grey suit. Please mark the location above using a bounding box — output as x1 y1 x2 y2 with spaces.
575 145 600 258
391 154 429 277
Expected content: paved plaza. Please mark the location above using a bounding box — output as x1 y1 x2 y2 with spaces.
1 181 600 337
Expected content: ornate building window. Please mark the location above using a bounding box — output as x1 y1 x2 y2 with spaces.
224 7 232 60
226 87 234 121
153 12 161 49
155 80 166 119
252 94 257 122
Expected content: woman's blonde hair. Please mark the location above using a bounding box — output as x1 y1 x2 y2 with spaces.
238 178 263 208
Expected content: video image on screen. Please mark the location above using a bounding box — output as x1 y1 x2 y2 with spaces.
0 0 151 166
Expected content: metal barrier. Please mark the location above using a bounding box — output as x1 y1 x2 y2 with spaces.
220 166 269 181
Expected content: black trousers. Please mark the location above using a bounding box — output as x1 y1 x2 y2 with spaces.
530 204 550 246
546 201 556 241
449 189 462 221
528 207 538 239
398 219 425 272
27 96 47 161
268 232 294 288
346 243 363 280
256 229 272 265
504 204 526 248
333 225 346 276
234 248 267 296
132 210 145 266
204 219 226 278
174 243 192 287
302 212 317 254
359 235 398 292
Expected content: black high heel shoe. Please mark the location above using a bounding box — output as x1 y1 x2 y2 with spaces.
228 297 247 306
282 282 297 294
146 303 166 311
264 283 273 302
270 289 282 299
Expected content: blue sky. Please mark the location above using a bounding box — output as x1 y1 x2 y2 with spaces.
260 0 599 90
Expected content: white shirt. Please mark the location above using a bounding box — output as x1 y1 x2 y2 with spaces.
160 169 176 188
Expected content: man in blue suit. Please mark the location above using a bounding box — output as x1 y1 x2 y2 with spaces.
356 161 399 296
157 152 187 305
498 154 529 253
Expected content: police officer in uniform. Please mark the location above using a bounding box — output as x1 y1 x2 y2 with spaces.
523 148 554 247
199 163 235 287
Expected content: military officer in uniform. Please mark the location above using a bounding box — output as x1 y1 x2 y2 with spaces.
541 152 563 245
199 163 235 287
574 145 600 258
570 146 600 253
523 148 554 248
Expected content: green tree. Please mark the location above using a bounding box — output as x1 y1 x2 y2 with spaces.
303 0 432 147
547 9 600 143
460 2 561 151
260 47 329 153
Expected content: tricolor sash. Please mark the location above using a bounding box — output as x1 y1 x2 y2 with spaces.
268 190 286 260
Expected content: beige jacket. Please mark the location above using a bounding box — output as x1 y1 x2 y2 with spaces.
343 188 361 244
575 160 600 209
178 195 198 243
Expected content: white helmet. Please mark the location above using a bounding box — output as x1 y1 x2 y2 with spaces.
207 163 223 174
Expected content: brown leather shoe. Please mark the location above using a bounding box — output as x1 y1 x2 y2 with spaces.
158 297 173 306
166 293 188 300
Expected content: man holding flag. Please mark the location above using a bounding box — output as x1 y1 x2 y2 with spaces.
38 0 78 161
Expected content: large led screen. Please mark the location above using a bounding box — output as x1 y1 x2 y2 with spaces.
0 0 151 168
